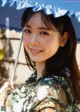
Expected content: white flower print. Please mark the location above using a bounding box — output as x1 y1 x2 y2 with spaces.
37 86 49 100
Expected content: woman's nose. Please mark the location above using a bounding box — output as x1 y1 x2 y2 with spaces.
30 34 39 45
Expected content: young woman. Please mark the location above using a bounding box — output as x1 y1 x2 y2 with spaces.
0 7 80 112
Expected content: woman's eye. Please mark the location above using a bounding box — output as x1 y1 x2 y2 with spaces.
40 31 49 35
23 29 31 33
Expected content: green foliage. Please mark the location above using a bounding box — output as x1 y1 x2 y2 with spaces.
0 49 6 60
0 49 8 87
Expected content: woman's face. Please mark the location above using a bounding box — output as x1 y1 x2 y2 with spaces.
23 12 63 63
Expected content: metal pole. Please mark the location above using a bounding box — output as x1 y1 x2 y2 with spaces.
10 34 23 82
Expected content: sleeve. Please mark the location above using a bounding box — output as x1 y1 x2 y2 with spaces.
35 83 68 112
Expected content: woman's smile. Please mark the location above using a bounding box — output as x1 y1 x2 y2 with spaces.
29 48 43 55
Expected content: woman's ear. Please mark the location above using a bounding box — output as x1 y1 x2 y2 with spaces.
60 32 69 47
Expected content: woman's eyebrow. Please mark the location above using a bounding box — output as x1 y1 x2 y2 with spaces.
38 27 51 30
24 24 31 28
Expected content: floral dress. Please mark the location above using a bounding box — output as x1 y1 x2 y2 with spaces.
6 69 80 112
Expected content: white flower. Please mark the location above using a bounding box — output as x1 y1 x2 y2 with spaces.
13 98 25 112
21 86 25 92
37 86 49 100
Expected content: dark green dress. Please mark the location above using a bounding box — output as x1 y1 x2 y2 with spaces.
7 68 80 112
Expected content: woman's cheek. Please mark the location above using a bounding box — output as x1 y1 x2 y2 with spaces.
39 37 50 45
23 36 29 44
42 38 53 47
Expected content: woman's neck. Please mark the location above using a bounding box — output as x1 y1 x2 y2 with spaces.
36 62 45 80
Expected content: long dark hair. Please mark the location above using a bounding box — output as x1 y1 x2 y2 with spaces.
21 7 80 100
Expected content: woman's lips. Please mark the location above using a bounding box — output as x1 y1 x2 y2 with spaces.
29 48 43 55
